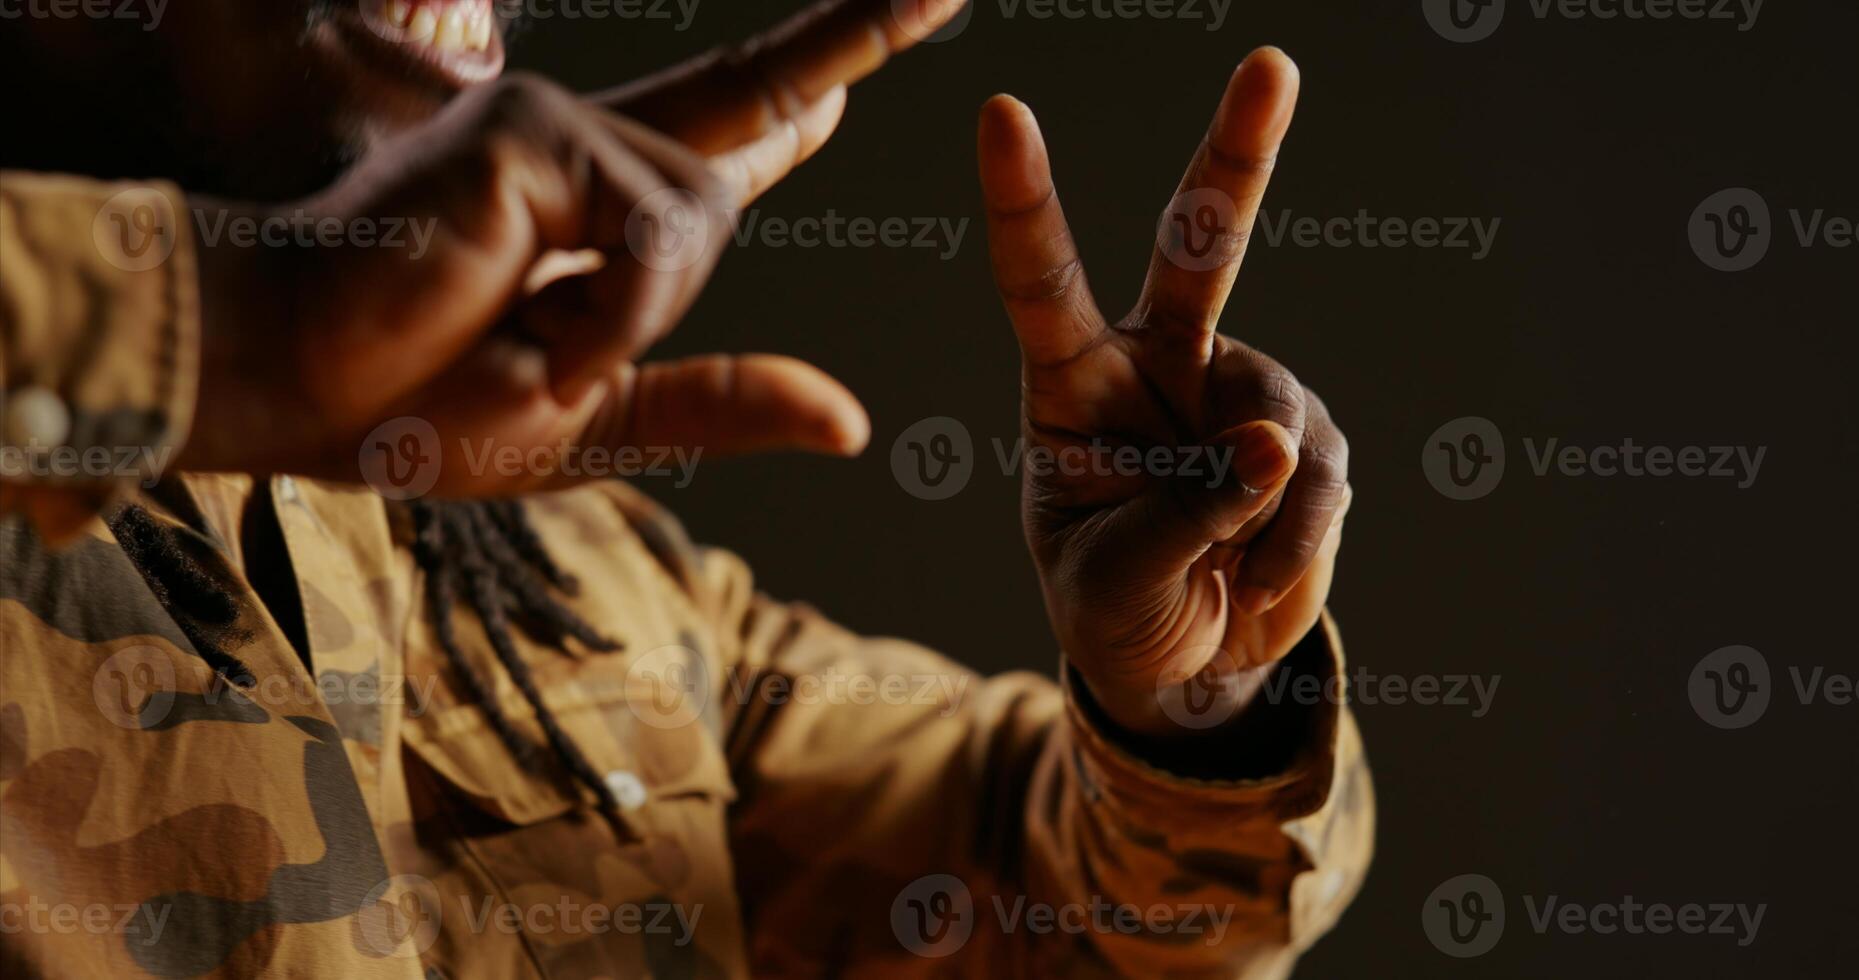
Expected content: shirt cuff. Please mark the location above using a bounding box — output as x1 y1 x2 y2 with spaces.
1060 611 1347 832
1 172 199 519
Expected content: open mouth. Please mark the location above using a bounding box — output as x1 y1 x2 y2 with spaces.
332 0 506 90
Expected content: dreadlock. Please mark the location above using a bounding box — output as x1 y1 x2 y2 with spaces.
406 499 625 811
110 496 626 813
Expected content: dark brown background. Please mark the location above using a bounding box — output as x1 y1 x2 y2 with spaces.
514 2 1856 976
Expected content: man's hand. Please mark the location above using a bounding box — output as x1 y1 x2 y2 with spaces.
978 48 1352 739
180 0 970 495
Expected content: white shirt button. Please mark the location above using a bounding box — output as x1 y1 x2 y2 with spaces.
604 770 648 811
3 386 71 450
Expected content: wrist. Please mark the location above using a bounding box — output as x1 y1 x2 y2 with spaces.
1075 659 1269 741
1069 652 1325 783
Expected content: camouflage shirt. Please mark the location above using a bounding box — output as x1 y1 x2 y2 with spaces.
0 172 1373 978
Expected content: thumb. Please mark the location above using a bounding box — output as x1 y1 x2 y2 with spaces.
580 353 871 464
1098 420 1299 582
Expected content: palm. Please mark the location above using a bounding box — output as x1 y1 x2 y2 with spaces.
981 50 1352 736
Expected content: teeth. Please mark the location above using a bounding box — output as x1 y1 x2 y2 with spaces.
434 7 467 50
384 1 493 53
406 6 437 42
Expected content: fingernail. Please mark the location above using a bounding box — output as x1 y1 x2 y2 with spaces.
1224 421 1296 489
1234 585 1278 617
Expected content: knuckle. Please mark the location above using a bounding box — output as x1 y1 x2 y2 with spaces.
1299 436 1351 491
999 258 1086 304
1254 363 1306 424
1141 302 1208 338
1204 142 1279 182
471 75 579 172
487 72 567 118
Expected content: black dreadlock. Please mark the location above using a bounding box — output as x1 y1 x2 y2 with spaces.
110 497 626 813
406 499 625 811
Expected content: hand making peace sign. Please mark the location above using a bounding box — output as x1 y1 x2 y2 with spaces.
979 48 1354 737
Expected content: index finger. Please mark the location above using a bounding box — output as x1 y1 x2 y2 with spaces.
598 0 969 155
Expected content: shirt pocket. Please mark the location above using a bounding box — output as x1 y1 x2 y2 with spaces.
396 654 745 979
401 653 738 828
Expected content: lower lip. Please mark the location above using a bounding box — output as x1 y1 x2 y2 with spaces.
332 0 506 91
